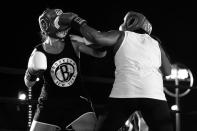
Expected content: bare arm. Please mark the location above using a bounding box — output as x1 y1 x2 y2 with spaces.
70 35 107 58
78 43 107 58
159 44 172 76
79 24 124 47
59 13 124 47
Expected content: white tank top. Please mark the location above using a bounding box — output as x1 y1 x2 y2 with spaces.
110 31 166 100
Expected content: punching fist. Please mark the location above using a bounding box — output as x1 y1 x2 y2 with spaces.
58 12 78 26
58 12 87 31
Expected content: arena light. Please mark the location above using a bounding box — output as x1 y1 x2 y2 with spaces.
171 104 178 111
165 65 190 80
18 91 27 100
164 63 194 131
164 63 194 97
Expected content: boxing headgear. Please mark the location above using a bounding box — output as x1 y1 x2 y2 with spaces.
38 9 70 38
119 11 152 34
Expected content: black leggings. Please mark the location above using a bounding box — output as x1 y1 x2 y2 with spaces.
97 98 174 131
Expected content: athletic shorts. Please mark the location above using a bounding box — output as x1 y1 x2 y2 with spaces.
33 96 95 128
98 98 174 131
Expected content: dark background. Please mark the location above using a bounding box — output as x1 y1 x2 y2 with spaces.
0 1 197 130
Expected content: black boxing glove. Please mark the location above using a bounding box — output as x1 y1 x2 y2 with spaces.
58 12 87 30
57 12 78 27
71 15 87 31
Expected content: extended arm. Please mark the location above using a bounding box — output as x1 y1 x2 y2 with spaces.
58 13 124 47
79 24 124 47
70 35 107 58
24 49 47 88
78 43 107 58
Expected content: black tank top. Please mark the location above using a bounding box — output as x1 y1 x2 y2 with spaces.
35 38 83 101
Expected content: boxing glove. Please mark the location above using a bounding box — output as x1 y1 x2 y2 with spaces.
54 12 75 29
25 50 47 82
58 12 87 31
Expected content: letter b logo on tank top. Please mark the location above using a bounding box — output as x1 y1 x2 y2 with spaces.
50 58 78 87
